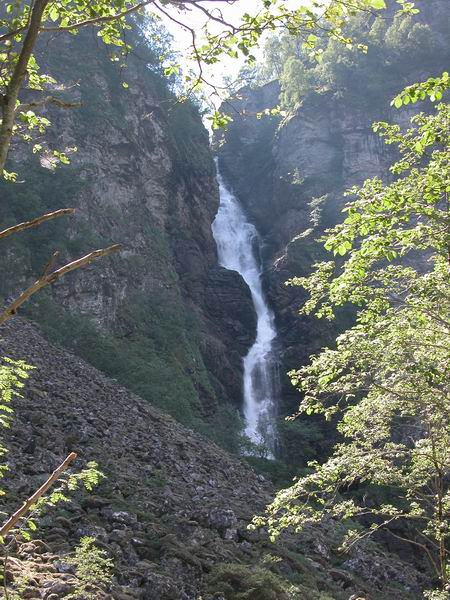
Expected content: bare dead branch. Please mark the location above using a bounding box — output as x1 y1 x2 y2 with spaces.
0 243 122 325
17 96 82 114
0 208 75 241
42 250 60 276
0 453 77 539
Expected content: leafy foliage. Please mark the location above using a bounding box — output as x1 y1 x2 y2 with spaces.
14 462 104 543
66 536 114 599
253 102 450 593
262 3 448 111
0 359 34 493
0 358 33 432
206 562 300 600
392 72 450 108
0 358 105 597
0 0 397 179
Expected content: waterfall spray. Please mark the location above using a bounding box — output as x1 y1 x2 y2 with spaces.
212 163 278 456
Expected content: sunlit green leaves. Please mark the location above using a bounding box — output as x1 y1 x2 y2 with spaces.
297 104 450 318
66 536 113 598
391 72 450 108
0 358 34 497
206 111 233 130
0 0 394 171
369 0 386 9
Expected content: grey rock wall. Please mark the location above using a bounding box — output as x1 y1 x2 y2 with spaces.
1 29 257 426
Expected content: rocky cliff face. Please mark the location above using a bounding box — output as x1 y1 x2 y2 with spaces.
216 83 400 442
216 0 450 443
0 319 425 599
0 28 255 444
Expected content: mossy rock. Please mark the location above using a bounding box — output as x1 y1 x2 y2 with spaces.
206 563 296 600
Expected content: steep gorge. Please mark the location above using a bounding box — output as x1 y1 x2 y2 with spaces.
215 0 450 461
0 4 448 597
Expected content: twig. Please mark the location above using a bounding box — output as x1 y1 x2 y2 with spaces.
0 243 121 325
42 251 60 276
0 208 75 241
0 453 77 538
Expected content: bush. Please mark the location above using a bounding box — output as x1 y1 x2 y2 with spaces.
206 563 297 600
66 537 113 599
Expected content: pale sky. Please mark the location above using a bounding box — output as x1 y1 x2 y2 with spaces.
158 1 262 87
155 0 305 99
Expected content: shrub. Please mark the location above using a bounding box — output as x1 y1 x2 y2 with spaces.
206 563 297 600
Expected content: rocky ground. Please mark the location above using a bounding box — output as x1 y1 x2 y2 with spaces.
0 318 426 599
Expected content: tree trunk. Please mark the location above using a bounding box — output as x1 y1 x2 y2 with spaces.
0 0 50 176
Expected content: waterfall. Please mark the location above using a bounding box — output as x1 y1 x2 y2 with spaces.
212 164 278 456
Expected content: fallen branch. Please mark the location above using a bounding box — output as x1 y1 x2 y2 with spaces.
0 453 77 539
0 243 121 325
0 208 75 241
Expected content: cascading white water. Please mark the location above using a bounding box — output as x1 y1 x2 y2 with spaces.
212 164 277 455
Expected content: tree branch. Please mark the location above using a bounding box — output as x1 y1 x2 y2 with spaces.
42 250 60 276
0 208 75 241
0 453 77 539
0 243 122 326
17 96 82 114
0 0 232 42
0 0 51 176
386 528 441 580
40 1 153 33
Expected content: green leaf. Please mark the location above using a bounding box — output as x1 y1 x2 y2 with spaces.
49 5 59 22
368 0 386 8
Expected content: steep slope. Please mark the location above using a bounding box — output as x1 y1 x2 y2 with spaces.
0 319 425 599
0 26 255 448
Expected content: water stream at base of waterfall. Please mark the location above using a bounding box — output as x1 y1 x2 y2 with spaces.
212 163 277 457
